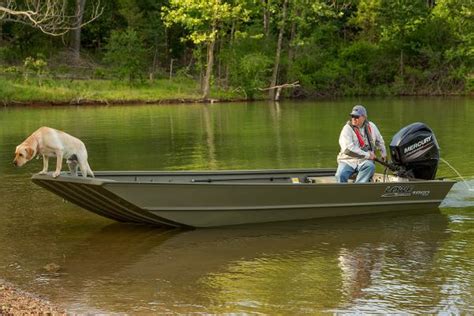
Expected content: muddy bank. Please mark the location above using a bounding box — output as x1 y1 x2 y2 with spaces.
1 97 252 107
0 280 65 315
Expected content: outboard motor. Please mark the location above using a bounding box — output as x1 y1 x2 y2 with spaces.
389 122 440 180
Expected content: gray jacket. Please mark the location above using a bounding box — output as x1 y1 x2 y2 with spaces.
337 121 387 169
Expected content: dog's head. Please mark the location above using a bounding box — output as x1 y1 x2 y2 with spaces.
13 144 35 167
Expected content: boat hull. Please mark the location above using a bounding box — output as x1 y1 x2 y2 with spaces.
32 169 455 228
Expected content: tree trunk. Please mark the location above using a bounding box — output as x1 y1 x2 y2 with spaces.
400 49 404 78
262 0 270 38
217 37 222 88
164 27 169 66
288 17 297 68
269 0 288 101
169 59 174 80
224 21 236 88
151 34 160 81
71 0 86 65
202 29 216 100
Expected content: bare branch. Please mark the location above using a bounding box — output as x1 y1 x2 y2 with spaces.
259 81 300 101
0 0 103 36
259 81 300 91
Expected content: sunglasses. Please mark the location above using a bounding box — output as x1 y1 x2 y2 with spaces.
351 115 360 119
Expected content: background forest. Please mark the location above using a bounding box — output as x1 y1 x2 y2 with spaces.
1 0 472 100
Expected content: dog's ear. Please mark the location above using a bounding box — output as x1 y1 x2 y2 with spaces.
26 147 35 160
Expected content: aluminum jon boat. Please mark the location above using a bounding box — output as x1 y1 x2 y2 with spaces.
31 122 455 228
32 168 454 228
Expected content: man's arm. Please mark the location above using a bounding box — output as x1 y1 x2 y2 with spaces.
370 122 387 158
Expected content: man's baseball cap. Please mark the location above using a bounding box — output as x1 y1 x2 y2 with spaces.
350 105 367 117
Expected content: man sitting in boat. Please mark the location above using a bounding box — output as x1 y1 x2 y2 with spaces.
335 105 387 183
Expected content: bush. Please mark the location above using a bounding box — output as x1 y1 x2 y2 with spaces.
229 53 272 99
93 68 107 79
103 28 147 84
0 46 10 64
23 54 48 84
340 41 380 86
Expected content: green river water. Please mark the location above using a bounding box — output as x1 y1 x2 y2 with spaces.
0 98 473 314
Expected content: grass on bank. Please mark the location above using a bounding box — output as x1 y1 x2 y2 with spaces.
0 77 244 104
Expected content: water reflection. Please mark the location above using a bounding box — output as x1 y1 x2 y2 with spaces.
17 211 453 314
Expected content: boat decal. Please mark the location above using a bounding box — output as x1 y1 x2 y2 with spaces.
382 185 414 197
411 190 431 197
381 185 431 198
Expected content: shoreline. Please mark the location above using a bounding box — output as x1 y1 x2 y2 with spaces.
1 94 471 108
1 76 471 108
1 97 252 107
0 280 66 315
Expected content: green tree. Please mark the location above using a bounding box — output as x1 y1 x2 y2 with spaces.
350 0 381 43
103 28 147 83
115 0 170 79
433 0 473 91
378 0 430 78
230 52 272 99
162 0 249 99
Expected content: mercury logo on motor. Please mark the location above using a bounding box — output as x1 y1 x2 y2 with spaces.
403 135 432 154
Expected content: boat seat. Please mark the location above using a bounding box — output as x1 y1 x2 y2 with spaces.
348 171 374 183
306 176 337 184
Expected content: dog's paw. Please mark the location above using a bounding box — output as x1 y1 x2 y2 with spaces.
38 171 47 175
52 171 61 178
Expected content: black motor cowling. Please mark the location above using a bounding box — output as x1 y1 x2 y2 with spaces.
389 122 440 180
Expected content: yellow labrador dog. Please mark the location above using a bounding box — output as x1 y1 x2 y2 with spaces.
13 126 94 178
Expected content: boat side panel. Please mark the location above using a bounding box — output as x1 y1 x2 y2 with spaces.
151 202 443 227
103 181 454 210
103 180 454 227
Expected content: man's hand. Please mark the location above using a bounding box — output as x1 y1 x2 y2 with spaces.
381 155 387 162
368 152 376 160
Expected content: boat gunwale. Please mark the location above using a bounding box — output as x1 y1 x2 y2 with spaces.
90 168 338 176
31 172 457 187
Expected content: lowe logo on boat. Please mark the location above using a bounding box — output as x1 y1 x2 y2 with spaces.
382 185 414 198
403 136 432 154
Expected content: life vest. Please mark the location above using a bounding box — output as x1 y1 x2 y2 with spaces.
348 121 374 151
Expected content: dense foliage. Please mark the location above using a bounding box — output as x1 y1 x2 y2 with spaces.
0 0 472 98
